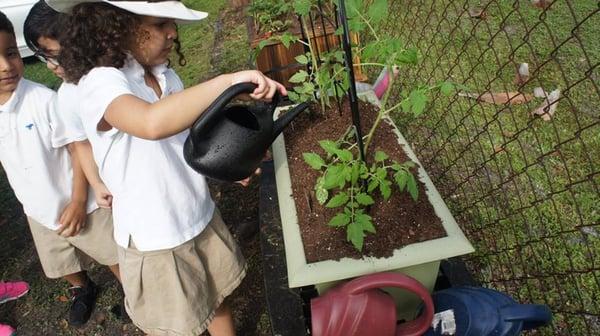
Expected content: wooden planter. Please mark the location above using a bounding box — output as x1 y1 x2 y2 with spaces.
248 18 367 88
271 93 474 320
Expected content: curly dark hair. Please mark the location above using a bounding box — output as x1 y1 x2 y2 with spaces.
59 1 186 83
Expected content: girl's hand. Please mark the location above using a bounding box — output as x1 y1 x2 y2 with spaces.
231 70 287 101
94 183 113 208
57 201 87 237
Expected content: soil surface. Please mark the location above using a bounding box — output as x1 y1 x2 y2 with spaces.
283 100 447 262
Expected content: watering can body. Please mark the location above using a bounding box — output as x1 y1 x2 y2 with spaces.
424 286 552 336
184 82 309 181
311 272 435 336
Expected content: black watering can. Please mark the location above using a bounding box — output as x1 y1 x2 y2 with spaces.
184 82 310 181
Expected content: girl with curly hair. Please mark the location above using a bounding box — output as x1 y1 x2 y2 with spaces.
46 1 286 335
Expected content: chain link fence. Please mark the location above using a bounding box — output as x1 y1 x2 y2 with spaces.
377 0 599 334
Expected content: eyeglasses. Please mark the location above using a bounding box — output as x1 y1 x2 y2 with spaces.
34 51 60 66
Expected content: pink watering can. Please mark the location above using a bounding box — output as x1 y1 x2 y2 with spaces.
311 272 435 336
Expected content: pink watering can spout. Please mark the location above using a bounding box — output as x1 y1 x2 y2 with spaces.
311 272 435 336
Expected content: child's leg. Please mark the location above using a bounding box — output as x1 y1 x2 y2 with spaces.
62 271 89 287
108 264 121 282
207 303 235 336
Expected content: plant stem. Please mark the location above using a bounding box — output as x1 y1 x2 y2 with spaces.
355 62 386 67
300 15 326 112
352 7 379 40
364 69 394 153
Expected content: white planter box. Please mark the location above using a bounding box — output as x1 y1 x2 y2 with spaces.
272 97 474 319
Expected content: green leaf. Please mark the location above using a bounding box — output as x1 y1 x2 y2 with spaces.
328 213 351 227
340 166 352 187
397 47 419 65
303 152 325 170
257 39 270 51
336 149 353 162
367 178 379 192
326 192 349 208
347 222 365 251
391 163 402 171
293 0 312 16
319 140 339 156
280 32 298 48
380 180 392 200
409 89 427 117
440 81 455 96
323 165 344 189
345 0 363 13
315 180 329 205
356 193 375 206
407 173 419 201
295 54 309 65
287 90 300 102
348 18 366 32
367 0 388 25
376 167 387 180
400 97 412 114
394 170 408 191
289 70 309 83
356 213 375 234
374 151 389 162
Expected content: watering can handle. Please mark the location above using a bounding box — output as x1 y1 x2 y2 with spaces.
500 304 552 330
190 82 259 138
346 272 434 336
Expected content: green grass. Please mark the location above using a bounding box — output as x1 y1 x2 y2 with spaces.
379 0 599 334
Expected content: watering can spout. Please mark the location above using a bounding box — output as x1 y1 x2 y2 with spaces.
272 102 310 141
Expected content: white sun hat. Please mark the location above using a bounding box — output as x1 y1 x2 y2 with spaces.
45 1 208 23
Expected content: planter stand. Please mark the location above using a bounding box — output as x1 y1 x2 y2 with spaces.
271 97 475 321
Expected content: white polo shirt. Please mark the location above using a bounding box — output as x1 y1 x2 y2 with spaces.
0 79 97 230
53 82 87 146
77 57 215 251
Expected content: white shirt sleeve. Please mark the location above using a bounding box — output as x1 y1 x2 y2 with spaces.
50 83 87 148
78 67 134 138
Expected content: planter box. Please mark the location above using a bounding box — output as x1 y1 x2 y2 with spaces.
248 18 367 88
272 95 474 320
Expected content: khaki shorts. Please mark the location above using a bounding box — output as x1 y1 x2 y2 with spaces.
118 210 247 336
27 208 119 279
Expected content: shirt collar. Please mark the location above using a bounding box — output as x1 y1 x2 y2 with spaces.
0 79 25 114
122 55 169 84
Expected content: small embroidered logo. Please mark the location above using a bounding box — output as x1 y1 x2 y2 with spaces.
25 123 34 130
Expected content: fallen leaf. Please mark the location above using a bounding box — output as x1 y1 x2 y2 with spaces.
531 0 552 9
58 295 69 302
468 7 487 19
459 92 533 105
494 146 505 154
531 89 560 121
514 63 530 86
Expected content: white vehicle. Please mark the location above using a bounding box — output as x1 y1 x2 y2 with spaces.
1 0 37 57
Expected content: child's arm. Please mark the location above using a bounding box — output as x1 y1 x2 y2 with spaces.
103 70 285 139
56 143 89 237
72 140 112 208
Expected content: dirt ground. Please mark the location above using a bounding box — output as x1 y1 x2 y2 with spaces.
0 6 272 336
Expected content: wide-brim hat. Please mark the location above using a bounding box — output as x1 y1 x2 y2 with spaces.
45 0 208 24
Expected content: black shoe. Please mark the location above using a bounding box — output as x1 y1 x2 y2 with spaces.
110 300 131 323
67 279 98 326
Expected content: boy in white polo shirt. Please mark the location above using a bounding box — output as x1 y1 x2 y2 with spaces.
0 10 120 327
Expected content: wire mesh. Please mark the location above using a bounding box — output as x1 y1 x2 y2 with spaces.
377 0 599 334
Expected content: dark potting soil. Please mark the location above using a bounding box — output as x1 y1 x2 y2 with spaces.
283 99 447 263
